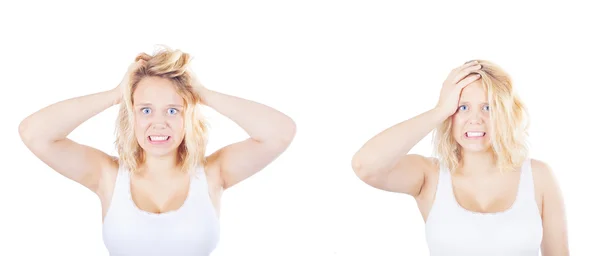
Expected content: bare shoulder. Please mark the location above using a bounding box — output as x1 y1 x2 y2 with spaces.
425 156 441 173
202 155 226 203
530 158 560 189
96 156 121 196
530 159 570 253
399 154 439 173
420 155 440 179
204 153 224 187
419 156 441 195
94 156 121 217
530 158 565 211
200 155 225 211
102 156 120 176
531 158 552 172
405 155 440 201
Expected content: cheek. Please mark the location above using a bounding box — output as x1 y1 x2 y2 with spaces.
482 113 490 122
450 114 470 140
450 115 462 132
169 117 185 135
133 115 151 134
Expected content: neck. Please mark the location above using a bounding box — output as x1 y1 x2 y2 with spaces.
457 150 497 175
139 154 180 177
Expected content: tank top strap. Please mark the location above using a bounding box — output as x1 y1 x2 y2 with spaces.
110 164 133 206
188 166 212 200
187 165 220 226
515 158 536 205
189 165 207 182
433 164 456 207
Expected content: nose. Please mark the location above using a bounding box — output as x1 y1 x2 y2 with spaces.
149 113 168 129
468 109 484 125
152 122 167 129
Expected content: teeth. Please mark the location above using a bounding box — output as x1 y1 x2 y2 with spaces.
466 132 485 137
149 136 169 141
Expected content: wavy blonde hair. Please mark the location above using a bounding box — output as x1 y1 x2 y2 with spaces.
114 46 209 174
432 60 530 173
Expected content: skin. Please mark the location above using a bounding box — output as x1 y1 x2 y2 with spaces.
133 76 186 162
351 61 569 255
19 54 297 220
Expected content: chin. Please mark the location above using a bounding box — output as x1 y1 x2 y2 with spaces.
460 145 491 153
144 149 179 158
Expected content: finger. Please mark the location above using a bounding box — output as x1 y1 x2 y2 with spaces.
135 53 152 62
456 73 482 89
455 60 479 71
137 60 147 67
448 60 479 78
129 60 146 70
456 60 480 73
453 64 482 84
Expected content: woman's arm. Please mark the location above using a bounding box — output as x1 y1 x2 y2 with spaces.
19 88 122 194
533 160 570 255
351 108 447 196
18 58 146 194
351 62 482 197
198 84 296 190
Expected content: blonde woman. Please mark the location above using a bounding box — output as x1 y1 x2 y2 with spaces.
18 47 296 255
351 60 568 255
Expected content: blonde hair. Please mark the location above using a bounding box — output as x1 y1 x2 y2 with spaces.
432 60 530 172
114 45 209 174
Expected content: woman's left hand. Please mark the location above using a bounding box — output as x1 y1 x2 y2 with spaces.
187 68 209 103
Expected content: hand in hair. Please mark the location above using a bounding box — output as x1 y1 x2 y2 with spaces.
112 53 151 104
186 68 209 103
435 61 483 117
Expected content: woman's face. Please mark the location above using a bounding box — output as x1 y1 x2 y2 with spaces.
132 76 185 158
451 81 492 153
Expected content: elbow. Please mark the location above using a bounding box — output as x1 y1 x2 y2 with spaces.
351 154 377 183
282 118 297 144
19 118 50 149
276 117 297 146
18 118 34 144
262 118 296 150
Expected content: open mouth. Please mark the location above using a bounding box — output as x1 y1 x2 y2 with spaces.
465 131 486 138
148 135 171 144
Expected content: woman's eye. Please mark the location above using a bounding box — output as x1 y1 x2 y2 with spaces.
168 108 179 115
458 105 468 111
483 105 490 111
141 107 151 114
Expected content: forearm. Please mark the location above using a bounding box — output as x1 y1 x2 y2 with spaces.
199 88 296 143
353 107 449 169
19 89 121 144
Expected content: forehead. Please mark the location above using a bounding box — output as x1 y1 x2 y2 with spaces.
459 80 487 103
133 76 184 105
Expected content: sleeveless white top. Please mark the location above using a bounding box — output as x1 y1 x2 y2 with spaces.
102 165 220 256
425 158 543 256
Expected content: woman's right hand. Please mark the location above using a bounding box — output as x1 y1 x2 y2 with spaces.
113 53 151 104
435 61 483 117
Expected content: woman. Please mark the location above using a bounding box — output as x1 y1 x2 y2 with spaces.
351 60 569 255
18 47 297 255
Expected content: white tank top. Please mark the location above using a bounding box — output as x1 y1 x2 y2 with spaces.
102 165 220 256
425 158 543 256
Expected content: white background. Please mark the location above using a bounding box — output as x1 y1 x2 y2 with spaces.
1 0 598 255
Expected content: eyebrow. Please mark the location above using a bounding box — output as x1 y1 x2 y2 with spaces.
458 101 489 105
134 103 184 108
